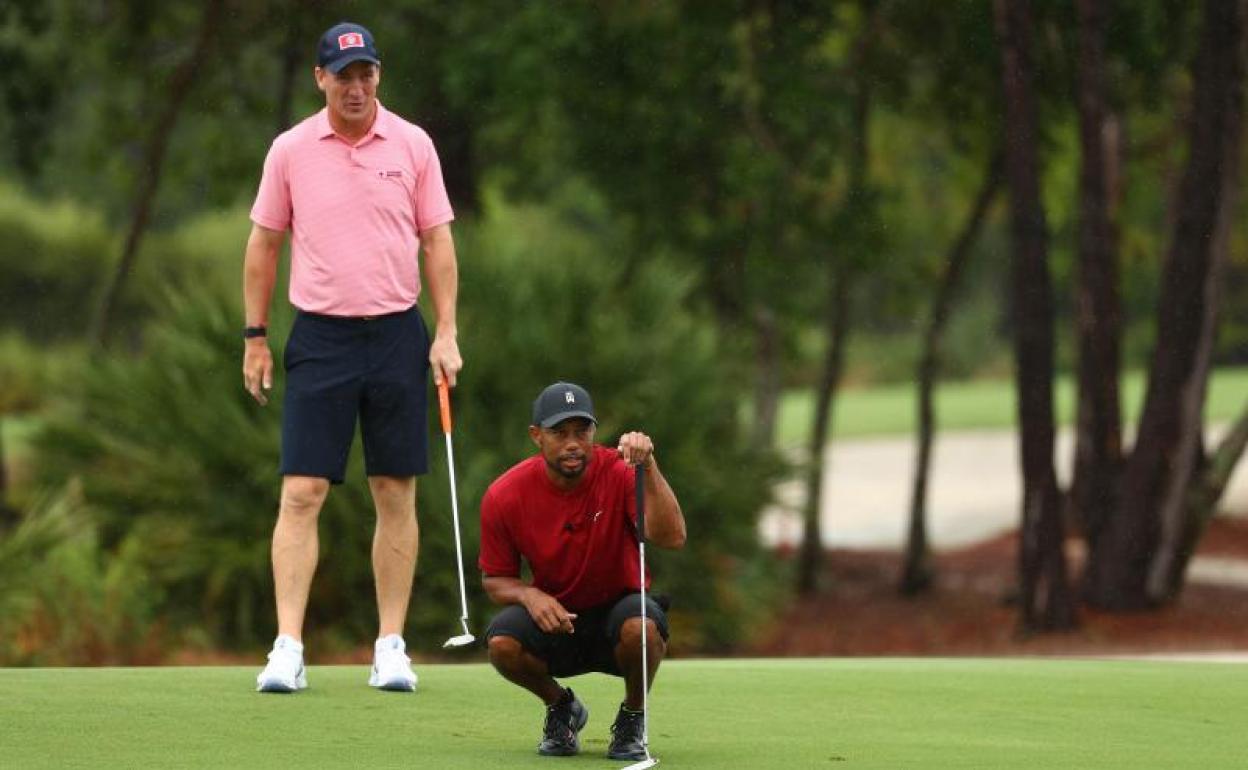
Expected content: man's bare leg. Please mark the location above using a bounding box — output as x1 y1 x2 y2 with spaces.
369 475 419 637
272 475 330 640
487 635 566 705
614 617 665 710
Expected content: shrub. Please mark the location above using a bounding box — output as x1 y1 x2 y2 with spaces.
0 183 116 341
0 484 164 665
31 193 781 658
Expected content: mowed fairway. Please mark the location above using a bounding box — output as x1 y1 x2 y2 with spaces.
2 658 1245 768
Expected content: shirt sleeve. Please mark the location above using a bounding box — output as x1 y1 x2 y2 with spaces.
478 486 521 577
250 137 292 231
414 137 455 232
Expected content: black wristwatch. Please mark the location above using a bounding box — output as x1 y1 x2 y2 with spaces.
243 325 268 339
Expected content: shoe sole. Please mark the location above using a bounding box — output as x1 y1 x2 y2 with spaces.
369 667 417 691
256 669 308 693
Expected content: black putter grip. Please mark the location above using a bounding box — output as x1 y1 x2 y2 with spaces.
635 462 646 544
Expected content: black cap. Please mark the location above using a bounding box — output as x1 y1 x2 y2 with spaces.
317 22 381 74
532 382 597 428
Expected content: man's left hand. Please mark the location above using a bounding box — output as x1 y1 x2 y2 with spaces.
430 333 462 388
617 431 654 467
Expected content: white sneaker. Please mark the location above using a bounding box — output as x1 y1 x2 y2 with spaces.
369 634 417 691
256 635 307 693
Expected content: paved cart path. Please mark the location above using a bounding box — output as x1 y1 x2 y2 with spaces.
759 426 1248 556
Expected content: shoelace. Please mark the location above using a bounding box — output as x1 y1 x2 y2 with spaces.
611 710 644 739
543 702 576 740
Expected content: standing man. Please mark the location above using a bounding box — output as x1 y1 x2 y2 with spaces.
242 21 461 693
479 382 686 760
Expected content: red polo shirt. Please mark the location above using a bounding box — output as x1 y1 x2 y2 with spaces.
479 445 648 611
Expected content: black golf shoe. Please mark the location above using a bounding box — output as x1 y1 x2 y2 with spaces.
607 704 647 761
538 688 589 756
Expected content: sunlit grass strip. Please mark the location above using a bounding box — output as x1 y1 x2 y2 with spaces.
776 367 1248 445
2 658 1246 769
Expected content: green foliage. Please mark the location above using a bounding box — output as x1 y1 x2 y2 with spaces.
452 190 782 652
0 333 86 415
25 194 780 659
0 484 164 665
30 285 292 652
6 0 1248 658
0 180 264 344
0 183 117 340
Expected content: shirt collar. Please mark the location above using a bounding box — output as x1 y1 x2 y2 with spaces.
315 101 390 143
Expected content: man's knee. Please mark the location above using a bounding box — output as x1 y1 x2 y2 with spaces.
280 475 330 518
369 475 417 519
488 634 526 669
617 617 665 651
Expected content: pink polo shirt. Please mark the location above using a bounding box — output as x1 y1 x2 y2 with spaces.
250 103 454 316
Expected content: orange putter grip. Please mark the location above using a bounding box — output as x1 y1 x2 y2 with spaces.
437 380 453 434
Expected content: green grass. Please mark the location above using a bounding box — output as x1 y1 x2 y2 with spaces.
777 366 1248 445
2 658 1246 768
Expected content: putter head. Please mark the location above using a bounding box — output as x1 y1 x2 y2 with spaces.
621 759 658 770
442 633 476 649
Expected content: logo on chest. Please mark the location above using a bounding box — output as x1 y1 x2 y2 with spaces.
377 169 404 179
562 510 605 534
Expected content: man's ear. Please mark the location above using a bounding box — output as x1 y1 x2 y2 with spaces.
528 425 542 447
313 66 326 93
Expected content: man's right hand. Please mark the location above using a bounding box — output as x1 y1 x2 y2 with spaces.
522 588 578 634
243 339 274 406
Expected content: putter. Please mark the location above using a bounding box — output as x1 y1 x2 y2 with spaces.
438 380 475 649
622 462 659 770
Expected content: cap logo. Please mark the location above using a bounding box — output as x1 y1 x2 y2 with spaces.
338 32 365 50
565 391 576 404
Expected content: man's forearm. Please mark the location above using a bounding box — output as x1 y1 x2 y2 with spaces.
644 459 686 549
243 238 280 327
482 575 535 606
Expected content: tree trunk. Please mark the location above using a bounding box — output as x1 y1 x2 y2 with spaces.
993 0 1077 633
796 266 852 595
796 5 874 595
751 304 782 448
87 0 226 348
0 418 13 528
1086 0 1246 610
1070 0 1124 583
274 0 305 134
1160 403 1248 599
900 150 1002 596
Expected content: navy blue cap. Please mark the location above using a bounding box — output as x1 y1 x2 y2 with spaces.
532 382 597 428
317 22 381 74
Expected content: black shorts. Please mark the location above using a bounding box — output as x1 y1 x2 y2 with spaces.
280 306 430 484
485 593 671 678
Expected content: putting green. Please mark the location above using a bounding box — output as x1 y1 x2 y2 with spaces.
1 658 1244 768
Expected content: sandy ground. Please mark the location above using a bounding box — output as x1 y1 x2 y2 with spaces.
760 426 1248 550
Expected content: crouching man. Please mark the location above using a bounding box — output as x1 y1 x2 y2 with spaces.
478 382 686 759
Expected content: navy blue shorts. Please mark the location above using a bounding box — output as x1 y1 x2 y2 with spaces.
485 593 671 678
280 306 430 484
